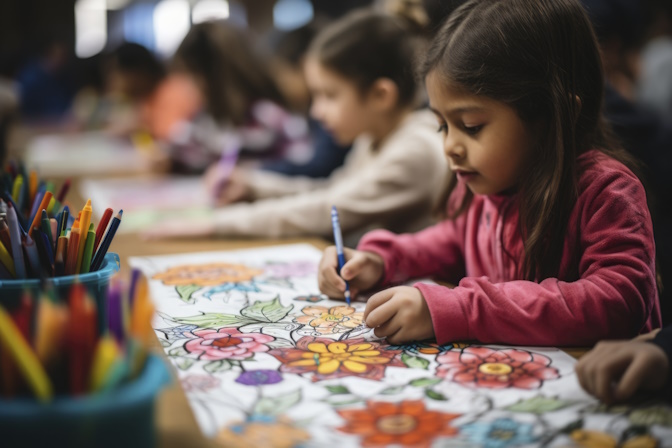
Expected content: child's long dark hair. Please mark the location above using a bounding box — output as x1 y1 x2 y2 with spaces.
173 21 288 126
422 0 638 281
308 8 428 108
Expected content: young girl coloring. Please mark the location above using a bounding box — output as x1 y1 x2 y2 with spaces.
319 0 662 346
148 9 446 242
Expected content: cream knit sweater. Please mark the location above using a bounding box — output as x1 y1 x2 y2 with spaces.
212 109 447 244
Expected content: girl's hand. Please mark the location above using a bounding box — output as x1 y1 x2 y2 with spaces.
318 246 384 299
363 286 434 345
204 166 252 206
575 340 669 404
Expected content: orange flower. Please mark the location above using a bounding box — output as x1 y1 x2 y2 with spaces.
152 263 263 286
216 416 310 448
293 305 364 334
337 400 460 447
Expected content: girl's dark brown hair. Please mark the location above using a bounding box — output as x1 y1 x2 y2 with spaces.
422 0 638 281
173 21 287 126
308 9 427 107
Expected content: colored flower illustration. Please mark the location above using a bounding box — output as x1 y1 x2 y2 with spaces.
293 305 364 334
156 324 198 341
236 370 283 386
269 337 404 381
185 328 273 360
570 430 658 448
386 341 454 355
216 415 310 448
181 374 221 392
337 400 460 447
294 294 325 303
153 262 264 286
264 260 316 278
437 347 560 389
460 418 537 448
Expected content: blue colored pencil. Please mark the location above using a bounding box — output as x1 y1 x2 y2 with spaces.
6 202 27 279
90 210 122 272
331 206 351 305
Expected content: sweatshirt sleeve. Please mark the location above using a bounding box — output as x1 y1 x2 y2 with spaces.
213 135 445 238
367 168 659 346
243 169 332 200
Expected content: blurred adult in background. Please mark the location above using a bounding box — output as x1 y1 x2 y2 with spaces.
260 20 352 178
638 0 672 123
582 0 672 325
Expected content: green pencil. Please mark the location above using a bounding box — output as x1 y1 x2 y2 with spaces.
79 223 95 274
40 210 53 250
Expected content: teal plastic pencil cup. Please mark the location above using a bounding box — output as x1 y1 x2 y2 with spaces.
0 252 120 302
0 354 171 448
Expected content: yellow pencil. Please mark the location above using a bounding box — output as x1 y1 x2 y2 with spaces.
89 335 120 393
0 240 15 277
76 199 92 273
0 306 53 401
11 175 23 203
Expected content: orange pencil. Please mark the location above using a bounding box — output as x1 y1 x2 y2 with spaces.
28 171 38 205
28 191 52 237
76 199 92 273
94 208 113 252
64 227 80 276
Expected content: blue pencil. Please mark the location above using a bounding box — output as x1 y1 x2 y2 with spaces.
331 206 351 305
6 203 27 279
90 210 123 271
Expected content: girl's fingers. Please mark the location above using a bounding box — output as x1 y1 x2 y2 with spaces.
341 253 368 280
363 288 397 321
373 318 401 339
365 299 398 329
614 354 650 402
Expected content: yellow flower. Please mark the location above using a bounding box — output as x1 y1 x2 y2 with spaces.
153 263 263 286
571 430 658 448
294 305 364 334
289 341 391 375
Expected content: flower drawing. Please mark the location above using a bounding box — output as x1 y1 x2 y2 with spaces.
460 418 537 448
293 305 364 334
436 347 560 389
181 374 221 393
386 341 454 356
153 263 264 286
337 400 460 447
216 415 310 448
236 370 283 386
184 328 273 360
570 430 658 448
269 337 403 381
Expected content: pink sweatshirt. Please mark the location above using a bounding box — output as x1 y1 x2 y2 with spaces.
358 150 662 346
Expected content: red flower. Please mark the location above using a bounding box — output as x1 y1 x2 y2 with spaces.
337 400 460 447
268 337 404 382
436 347 560 389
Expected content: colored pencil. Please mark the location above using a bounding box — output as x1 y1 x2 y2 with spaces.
6 203 26 279
80 223 95 275
76 199 92 273
94 207 113 253
90 210 122 272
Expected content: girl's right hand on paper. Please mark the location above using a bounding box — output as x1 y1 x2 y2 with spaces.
203 166 251 206
318 246 384 300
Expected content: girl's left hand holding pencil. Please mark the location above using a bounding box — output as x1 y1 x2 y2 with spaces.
203 166 251 206
363 286 435 345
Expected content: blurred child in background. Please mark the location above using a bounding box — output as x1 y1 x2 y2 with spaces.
147 7 447 244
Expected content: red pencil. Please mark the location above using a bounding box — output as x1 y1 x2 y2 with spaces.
94 208 113 253
64 227 80 276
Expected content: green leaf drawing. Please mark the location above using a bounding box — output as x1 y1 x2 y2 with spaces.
253 389 302 416
425 389 448 401
325 385 350 395
169 346 189 357
381 386 405 395
629 406 672 428
175 358 195 371
409 377 442 388
159 339 171 347
204 360 233 374
325 395 363 407
241 297 294 323
175 313 249 328
401 353 430 370
265 338 296 349
176 284 201 303
507 396 573 414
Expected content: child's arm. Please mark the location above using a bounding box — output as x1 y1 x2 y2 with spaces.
361 168 659 346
